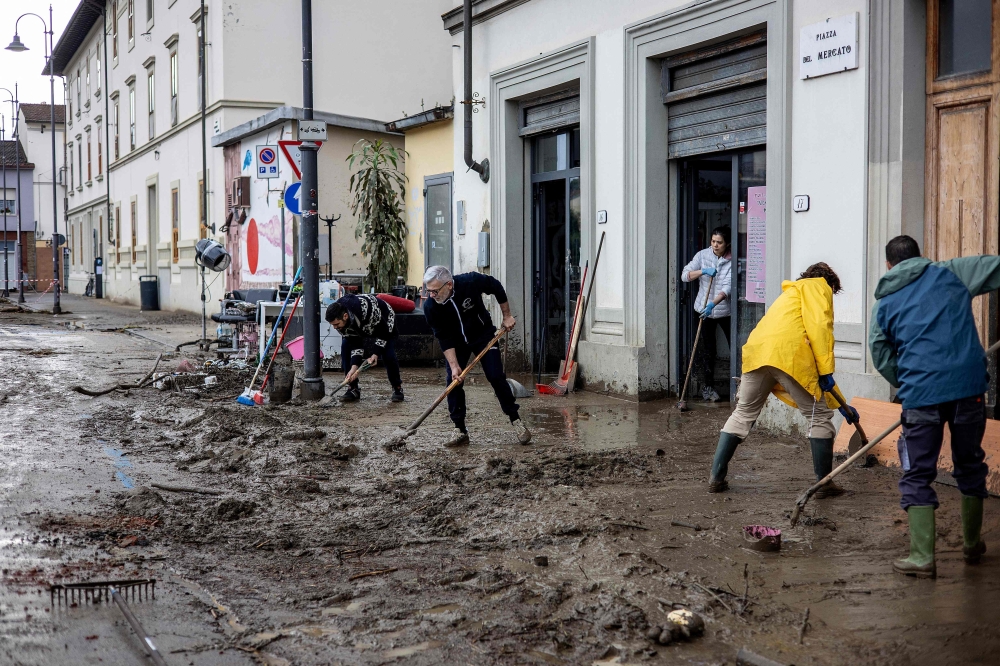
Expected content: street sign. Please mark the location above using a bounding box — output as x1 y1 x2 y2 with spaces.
256 145 279 179
278 140 323 180
297 120 328 141
284 182 302 216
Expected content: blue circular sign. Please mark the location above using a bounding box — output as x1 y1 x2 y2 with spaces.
259 147 276 164
284 182 302 215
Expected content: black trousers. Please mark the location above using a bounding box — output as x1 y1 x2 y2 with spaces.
446 334 519 430
898 394 989 510
697 316 731 388
342 337 401 390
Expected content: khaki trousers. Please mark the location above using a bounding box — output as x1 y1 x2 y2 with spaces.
722 365 836 440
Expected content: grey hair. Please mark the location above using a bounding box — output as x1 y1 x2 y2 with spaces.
423 265 453 285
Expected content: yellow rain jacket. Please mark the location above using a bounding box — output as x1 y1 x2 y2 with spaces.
741 277 837 409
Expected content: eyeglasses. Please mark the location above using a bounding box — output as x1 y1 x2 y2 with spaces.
424 282 451 297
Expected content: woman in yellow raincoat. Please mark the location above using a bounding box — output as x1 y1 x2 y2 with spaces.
708 262 858 496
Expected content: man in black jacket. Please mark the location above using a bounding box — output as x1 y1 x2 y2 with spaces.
326 293 403 403
422 265 531 446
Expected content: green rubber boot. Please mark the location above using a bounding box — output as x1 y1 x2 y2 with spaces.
708 432 742 493
809 437 844 498
893 505 936 579
962 495 987 565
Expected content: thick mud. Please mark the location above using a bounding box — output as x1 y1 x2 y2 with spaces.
2 298 1000 665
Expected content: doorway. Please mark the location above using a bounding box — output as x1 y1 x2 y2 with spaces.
678 149 766 401
531 127 581 373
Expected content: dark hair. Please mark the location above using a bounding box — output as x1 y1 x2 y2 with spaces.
325 301 348 322
885 235 921 267
711 225 732 247
799 262 842 294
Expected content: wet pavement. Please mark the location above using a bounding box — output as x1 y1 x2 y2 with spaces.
2 296 999 665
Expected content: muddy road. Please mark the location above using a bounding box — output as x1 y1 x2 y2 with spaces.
2 299 999 665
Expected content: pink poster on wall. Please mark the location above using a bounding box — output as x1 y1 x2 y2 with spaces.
745 186 766 303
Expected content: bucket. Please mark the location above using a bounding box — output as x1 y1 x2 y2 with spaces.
285 335 324 361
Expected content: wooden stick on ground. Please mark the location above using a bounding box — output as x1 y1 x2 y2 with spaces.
150 482 223 496
70 353 164 397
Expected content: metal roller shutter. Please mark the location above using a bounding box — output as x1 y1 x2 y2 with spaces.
662 31 767 159
520 91 580 137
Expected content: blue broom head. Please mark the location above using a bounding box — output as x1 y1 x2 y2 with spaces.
236 395 256 406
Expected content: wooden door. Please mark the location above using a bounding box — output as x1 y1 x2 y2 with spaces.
925 0 1000 346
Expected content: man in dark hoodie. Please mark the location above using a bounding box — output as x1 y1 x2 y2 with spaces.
870 235 999 578
326 293 403 403
422 265 530 447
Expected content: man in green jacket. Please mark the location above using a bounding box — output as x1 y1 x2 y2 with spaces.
870 235 999 578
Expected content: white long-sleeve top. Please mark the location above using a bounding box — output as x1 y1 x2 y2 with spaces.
681 247 732 318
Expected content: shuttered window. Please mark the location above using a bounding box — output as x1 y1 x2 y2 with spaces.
662 31 767 159
520 91 580 137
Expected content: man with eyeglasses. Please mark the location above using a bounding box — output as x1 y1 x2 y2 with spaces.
422 265 531 447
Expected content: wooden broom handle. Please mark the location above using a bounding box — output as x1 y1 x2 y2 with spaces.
405 327 509 431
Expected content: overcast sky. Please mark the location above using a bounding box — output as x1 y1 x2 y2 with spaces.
0 0 78 123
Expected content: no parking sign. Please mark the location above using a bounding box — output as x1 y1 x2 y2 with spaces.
256 145 279 179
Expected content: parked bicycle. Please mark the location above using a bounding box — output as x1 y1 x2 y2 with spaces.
84 272 95 297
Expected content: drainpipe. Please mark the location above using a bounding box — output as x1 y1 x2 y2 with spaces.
462 0 488 183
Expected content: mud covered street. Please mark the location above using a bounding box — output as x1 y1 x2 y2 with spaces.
3 299 1000 665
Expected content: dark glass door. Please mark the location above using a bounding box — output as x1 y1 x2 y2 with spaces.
531 128 581 373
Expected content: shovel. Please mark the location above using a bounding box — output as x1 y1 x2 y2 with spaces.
328 359 374 399
384 327 508 447
790 339 1000 526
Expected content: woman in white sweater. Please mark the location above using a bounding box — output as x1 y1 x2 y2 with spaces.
681 226 732 402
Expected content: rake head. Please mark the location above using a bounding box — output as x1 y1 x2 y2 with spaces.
50 578 156 606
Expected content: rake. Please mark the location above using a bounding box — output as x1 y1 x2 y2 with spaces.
51 579 166 666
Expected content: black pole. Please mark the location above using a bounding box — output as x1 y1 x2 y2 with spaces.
326 218 333 281
100 0 111 299
48 5 60 313
298 0 323 400
199 0 209 348
462 0 488 183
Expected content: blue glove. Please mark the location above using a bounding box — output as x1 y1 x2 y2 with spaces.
818 374 835 392
701 266 718 277
700 301 716 318
839 405 859 424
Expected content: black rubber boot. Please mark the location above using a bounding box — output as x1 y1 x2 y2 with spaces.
708 432 742 493
810 437 844 498
341 387 361 402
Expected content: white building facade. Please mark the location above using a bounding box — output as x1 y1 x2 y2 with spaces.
17 104 65 245
444 0 989 429
52 0 453 310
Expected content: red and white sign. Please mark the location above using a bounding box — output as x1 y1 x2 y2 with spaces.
256 145 278 179
278 140 323 181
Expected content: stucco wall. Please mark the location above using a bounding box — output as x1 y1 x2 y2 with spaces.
401 120 454 287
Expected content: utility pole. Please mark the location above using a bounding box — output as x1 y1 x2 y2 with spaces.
1 115 7 299
199 0 209 349
298 0 323 400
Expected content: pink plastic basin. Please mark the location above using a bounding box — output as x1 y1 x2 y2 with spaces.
285 335 324 361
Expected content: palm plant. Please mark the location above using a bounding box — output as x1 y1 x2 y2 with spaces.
346 139 409 293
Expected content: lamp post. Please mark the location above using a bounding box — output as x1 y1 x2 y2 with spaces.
7 5 61 314
0 113 7 298
0 85 22 303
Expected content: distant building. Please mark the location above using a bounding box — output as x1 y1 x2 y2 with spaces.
0 140 36 293
17 103 66 244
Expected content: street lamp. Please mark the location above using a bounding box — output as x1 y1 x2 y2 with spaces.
7 6 61 314
0 85 22 303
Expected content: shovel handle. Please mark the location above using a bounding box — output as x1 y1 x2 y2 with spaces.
330 359 374 396
678 274 714 405
405 327 508 432
791 418 901 526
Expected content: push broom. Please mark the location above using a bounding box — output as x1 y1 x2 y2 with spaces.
237 268 302 406
677 272 715 412
537 231 605 396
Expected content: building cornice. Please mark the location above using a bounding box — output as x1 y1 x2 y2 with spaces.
211 105 398 148
67 194 109 217
442 0 533 34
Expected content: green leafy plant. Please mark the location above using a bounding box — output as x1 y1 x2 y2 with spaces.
346 139 409 293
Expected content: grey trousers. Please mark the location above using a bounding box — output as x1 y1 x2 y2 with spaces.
722 365 836 440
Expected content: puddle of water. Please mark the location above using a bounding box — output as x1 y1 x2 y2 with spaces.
102 444 136 489
321 600 363 616
522 400 690 451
